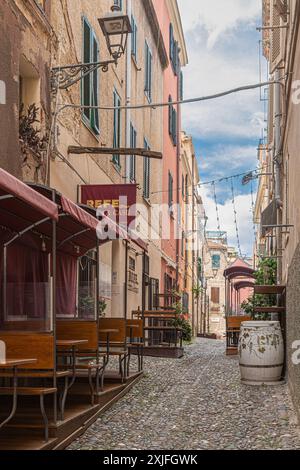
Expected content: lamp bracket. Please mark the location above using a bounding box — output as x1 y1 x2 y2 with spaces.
51 59 117 94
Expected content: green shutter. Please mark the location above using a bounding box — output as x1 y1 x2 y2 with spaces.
83 19 91 121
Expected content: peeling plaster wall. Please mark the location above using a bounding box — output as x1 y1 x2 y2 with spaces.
0 0 52 182
0 0 21 177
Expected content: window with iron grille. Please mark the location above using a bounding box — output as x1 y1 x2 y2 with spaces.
143 138 150 199
144 41 152 102
112 89 121 167
130 123 137 181
82 18 99 135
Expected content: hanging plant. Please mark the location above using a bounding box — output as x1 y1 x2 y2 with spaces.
19 103 48 164
241 258 277 320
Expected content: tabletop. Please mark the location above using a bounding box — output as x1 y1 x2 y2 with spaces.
99 329 119 334
56 339 89 347
0 358 37 368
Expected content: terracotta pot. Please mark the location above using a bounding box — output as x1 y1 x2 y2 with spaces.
238 321 284 385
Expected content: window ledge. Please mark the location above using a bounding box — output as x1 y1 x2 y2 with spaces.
131 54 141 71
143 196 152 207
81 116 100 142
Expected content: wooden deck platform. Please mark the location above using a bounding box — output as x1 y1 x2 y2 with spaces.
142 345 184 359
0 371 143 450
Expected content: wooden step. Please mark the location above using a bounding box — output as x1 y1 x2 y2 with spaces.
254 285 286 295
0 387 57 396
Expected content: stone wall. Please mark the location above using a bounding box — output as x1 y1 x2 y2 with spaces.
286 243 300 420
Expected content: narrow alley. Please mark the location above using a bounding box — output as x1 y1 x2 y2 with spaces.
68 340 300 451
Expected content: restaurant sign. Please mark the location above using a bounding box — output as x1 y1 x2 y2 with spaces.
81 184 137 228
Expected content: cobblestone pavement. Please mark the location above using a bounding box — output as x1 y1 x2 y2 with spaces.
68 339 300 450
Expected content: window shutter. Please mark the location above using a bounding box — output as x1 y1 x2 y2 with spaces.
271 1 281 68
83 19 91 121
168 96 172 135
169 24 174 61
91 35 99 133
211 287 220 304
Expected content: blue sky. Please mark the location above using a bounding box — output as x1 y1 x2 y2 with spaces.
178 0 267 256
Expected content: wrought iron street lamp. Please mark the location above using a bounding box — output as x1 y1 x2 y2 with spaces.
51 4 132 94
98 5 132 60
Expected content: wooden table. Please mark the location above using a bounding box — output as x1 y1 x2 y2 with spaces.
0 358 37 430
56 340 88 389
99 329 119 355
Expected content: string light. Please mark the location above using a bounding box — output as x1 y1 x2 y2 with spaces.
230 178 243 259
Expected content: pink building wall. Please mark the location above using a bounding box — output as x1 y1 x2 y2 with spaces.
152 0 183 293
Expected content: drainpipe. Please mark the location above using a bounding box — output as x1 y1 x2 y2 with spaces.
125 0 132 183
274 69 283 284
191 153 195 336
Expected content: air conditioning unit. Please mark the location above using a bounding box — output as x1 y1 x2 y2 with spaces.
274 0 288 22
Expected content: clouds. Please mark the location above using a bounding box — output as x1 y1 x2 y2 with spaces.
179 0 261 47
201 186 255 256
177 0 264 256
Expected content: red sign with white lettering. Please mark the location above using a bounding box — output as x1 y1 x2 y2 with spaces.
81 184 137 228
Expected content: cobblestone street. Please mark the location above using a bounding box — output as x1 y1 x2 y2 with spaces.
68 339 300 450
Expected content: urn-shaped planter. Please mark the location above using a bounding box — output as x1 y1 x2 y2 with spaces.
238 321 284 386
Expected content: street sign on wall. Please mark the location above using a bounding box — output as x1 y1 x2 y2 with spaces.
81 184 137 228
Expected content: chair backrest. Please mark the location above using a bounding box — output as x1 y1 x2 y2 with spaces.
0 333 55 369
56 320 98 351
226 316 251 329
127 319 144 339
98 318 126 343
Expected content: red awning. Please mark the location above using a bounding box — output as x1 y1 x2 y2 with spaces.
61 196 99 232
0 170 59 246
0 169 58 222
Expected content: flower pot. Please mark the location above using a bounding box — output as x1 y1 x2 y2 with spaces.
238 321 284 386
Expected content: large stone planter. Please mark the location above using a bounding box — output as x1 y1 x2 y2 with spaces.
238 321 284 386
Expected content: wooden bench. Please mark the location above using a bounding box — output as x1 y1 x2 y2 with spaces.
226 316 251 355
99 318 128 381
57 321 107 403
0 333 63 440
127 319 144 374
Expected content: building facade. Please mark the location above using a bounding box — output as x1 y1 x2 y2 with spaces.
152 0 188 300
180 132 204 334
0 0 202 334
259 0 300 419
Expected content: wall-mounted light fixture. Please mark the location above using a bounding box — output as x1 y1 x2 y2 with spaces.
51 4 132 94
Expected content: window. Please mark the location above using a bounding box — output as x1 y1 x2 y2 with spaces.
180 71 184 101
168 95 177 146
168 171 173 208
143 138 150 199
211 287 220 305
212 254 221 269
112 89 121 167
131 16 137 60
129 256 136 272
82 18 99 135
144 41 152 102
169 23 178 75
182 174 185 198
185 175 189 203
182 292 189 313
130 123 137 181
